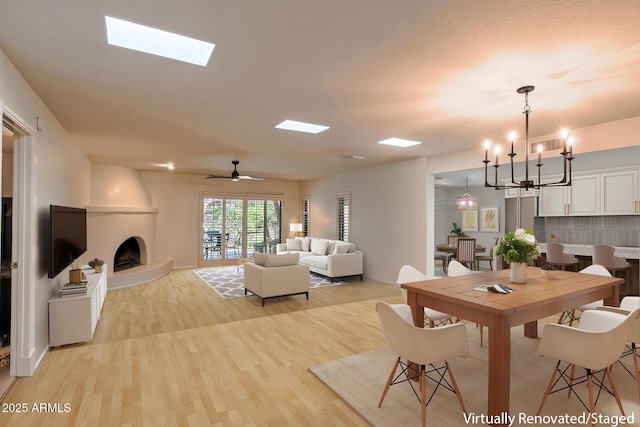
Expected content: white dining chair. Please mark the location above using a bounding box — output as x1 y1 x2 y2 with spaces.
397 265 454 328
557 264 609 326
376 301 468 427
447 260 485 347
536 308 640 419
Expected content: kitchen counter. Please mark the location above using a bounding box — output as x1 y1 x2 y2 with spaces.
538 243 640 260
537 243 639 297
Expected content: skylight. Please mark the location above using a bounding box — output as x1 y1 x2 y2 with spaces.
275 120 330 134
105 16 215 66
377 138 423 148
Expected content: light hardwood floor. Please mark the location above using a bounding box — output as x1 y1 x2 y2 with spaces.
0 269 402 426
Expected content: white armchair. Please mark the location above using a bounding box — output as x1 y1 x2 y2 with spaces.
244 258 310 306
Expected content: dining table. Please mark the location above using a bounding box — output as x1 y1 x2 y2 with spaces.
401 267 622 426
436 243 486 255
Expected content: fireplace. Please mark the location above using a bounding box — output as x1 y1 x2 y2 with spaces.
114 237 143 272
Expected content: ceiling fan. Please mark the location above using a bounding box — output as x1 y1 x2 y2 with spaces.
206 160 267 181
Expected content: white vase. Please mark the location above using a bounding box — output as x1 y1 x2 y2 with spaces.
509 262 528 284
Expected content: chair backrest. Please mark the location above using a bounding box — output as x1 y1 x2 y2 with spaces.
593 244 629 269
375 301 469 365
545 242 575 264
447 235 459 246
456 238 476 264
397 265 440 303
539 308 640 370
447 260 479 277
579 264 612 277
579 308 640 369
621 296 640 345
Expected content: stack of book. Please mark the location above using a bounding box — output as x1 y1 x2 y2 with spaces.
60 281 88 297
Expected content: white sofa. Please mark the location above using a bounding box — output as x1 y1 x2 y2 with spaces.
276 237 363 282
244 253 310 306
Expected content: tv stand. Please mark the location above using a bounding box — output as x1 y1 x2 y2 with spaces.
48 266 107 347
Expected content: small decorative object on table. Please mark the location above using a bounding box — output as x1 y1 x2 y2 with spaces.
88 258 105 273
495 228 540 283
541 264 561 280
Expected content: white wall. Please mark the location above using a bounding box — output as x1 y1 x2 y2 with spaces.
1 48 91 375
140 171 300 269
301 158 428 284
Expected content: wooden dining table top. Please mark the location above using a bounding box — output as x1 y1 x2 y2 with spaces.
401 267 623 424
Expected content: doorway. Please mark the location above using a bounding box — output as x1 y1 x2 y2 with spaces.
0 124 13 397
199 195 283 268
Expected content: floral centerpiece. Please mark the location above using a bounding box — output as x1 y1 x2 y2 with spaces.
495 229 540 283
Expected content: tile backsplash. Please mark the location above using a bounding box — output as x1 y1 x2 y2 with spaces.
537 216 640 247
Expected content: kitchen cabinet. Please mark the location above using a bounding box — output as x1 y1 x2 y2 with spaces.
538 174 599 216
600 170 640 215
504 184 537 199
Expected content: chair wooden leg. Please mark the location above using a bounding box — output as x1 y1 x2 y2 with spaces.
633 344 640 403
420 367 427 427
537 361 559 415
587 370 596 427
445 361 467 415
605 367 625 415
378 357 400 407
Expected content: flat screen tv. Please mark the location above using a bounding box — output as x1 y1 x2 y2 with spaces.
48 205 87 278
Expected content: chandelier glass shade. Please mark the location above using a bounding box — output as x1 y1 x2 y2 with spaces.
483 86 575 190
455 177 478 210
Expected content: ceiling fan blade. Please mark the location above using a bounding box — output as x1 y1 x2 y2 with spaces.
206 174 230 179
238 175 267 181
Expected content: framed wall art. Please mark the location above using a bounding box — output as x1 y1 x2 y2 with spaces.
461 209 478 232
481 207 499 232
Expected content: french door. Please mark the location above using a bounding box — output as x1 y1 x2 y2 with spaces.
200 195 282 267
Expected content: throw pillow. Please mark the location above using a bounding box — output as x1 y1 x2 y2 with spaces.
264 253 299 267
286 238 301 251
253 252 267 266
333 243 350 254
310 238 329 255
298 237 311 252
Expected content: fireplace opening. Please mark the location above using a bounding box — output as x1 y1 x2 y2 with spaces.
114 237 143 272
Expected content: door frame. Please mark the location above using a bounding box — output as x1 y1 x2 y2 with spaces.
2 105 36 377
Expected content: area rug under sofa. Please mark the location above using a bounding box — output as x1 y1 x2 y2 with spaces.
193 266 348 299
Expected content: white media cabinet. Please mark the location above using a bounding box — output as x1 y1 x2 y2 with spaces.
48 266 107 347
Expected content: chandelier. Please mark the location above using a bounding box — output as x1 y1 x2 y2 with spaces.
483 86 574 190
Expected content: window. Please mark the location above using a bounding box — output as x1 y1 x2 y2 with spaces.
301 198 310 237
337 192 350 242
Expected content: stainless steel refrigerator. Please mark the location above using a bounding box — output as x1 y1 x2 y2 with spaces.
505 196 537 232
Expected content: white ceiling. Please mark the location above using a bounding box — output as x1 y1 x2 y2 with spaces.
1 1 639 181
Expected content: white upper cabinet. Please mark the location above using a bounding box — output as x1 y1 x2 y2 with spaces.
538 174 600 216
600 170 640 215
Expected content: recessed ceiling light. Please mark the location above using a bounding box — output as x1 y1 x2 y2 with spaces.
378 138 422 148
105 16 215 66
275 120 329 134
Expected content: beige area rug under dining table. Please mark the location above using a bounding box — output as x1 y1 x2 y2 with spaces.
309 323 640 427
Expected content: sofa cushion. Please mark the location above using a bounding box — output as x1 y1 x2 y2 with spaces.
286 238 301 251
333 243 351 254
253 252 267 266
310 238 329 255
297 236 311 252
300 255 328 270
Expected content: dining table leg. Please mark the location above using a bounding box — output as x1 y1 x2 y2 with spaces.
488 315 511 425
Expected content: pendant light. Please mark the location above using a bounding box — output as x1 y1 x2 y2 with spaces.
455 177 478 210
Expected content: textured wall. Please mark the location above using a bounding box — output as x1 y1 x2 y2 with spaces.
540 216 640 247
